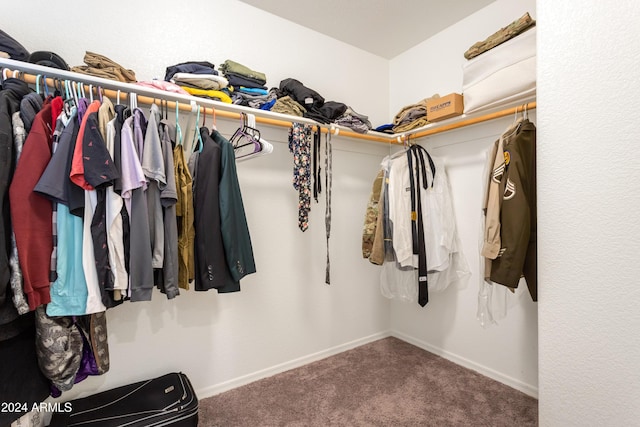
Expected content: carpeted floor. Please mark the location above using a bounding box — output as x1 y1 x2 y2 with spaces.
198 337 537 426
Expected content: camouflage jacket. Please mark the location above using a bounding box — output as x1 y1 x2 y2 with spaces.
362 170 384 259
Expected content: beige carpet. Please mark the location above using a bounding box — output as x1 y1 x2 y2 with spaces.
198 336 537 426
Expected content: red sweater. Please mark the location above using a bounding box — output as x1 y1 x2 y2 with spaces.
9 103 53 310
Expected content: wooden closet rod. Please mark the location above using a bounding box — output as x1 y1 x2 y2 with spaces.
0 58 535 145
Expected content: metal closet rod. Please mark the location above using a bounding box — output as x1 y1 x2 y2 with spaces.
0 58 536 145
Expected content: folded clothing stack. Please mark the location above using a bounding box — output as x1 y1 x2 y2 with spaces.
392 95 439 133
271 95 307 117
72 51 137 82
219 59 267 90
334 106 372 133
165 61 232 103
276 78 372 132
232 87 279 109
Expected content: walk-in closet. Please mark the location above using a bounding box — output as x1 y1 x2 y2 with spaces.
1 0 639 426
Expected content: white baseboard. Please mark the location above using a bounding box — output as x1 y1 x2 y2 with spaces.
391 330 538 398
196 331 391 399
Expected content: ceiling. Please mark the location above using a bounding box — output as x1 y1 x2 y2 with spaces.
237 0 496 59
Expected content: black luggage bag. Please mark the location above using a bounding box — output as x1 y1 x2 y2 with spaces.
50 372 198 426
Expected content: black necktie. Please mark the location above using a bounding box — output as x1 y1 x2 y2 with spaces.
407 145 436 307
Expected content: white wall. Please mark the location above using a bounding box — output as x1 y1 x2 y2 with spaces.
2 0 392 399
538 1 640 425
387 0 539 397
2 0 389 128
389 0 536 116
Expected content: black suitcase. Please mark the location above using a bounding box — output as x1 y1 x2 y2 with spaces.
49 372 198 426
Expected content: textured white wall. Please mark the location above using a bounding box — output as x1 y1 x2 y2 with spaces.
2 0 392 399
2 0 389 127
537 0 640 425
388 0 539 397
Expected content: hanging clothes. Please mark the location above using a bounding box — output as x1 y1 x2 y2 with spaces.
35 104 89 316
158 119 180 298
480 118 537 305
0 78 30 319
376 146 470 306
189 128 233 292
121 109 154 301
211 129 256 284
0 79 51 425
8 111 30 315
142 104 166 271
9 102 54 310
173 131 195 290
104 109 128 299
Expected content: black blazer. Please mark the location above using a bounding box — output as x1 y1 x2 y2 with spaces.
192 128 238 292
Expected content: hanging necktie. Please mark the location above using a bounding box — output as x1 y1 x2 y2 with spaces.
407 144 436 307
313 126 322 202
325 131 333 285
288 123 313 231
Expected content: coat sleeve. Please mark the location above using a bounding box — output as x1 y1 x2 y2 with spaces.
9 106 53 310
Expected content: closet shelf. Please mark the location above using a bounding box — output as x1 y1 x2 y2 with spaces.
0 58 536 145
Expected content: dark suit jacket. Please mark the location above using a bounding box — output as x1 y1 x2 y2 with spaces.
192 129 238 292
211 130 256 283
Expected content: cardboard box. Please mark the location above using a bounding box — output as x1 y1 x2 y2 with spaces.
426 93 464 122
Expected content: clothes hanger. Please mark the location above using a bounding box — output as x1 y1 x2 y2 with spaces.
194 104 204 153
230 113 261 149
43 75 49 97
502 104 527 140
175 101 183 146
53 78 63 97
129 91 137 111
234 113 274 161
35 74 42 95
74 81 81 104
211 106 217 131
62 80 78 118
